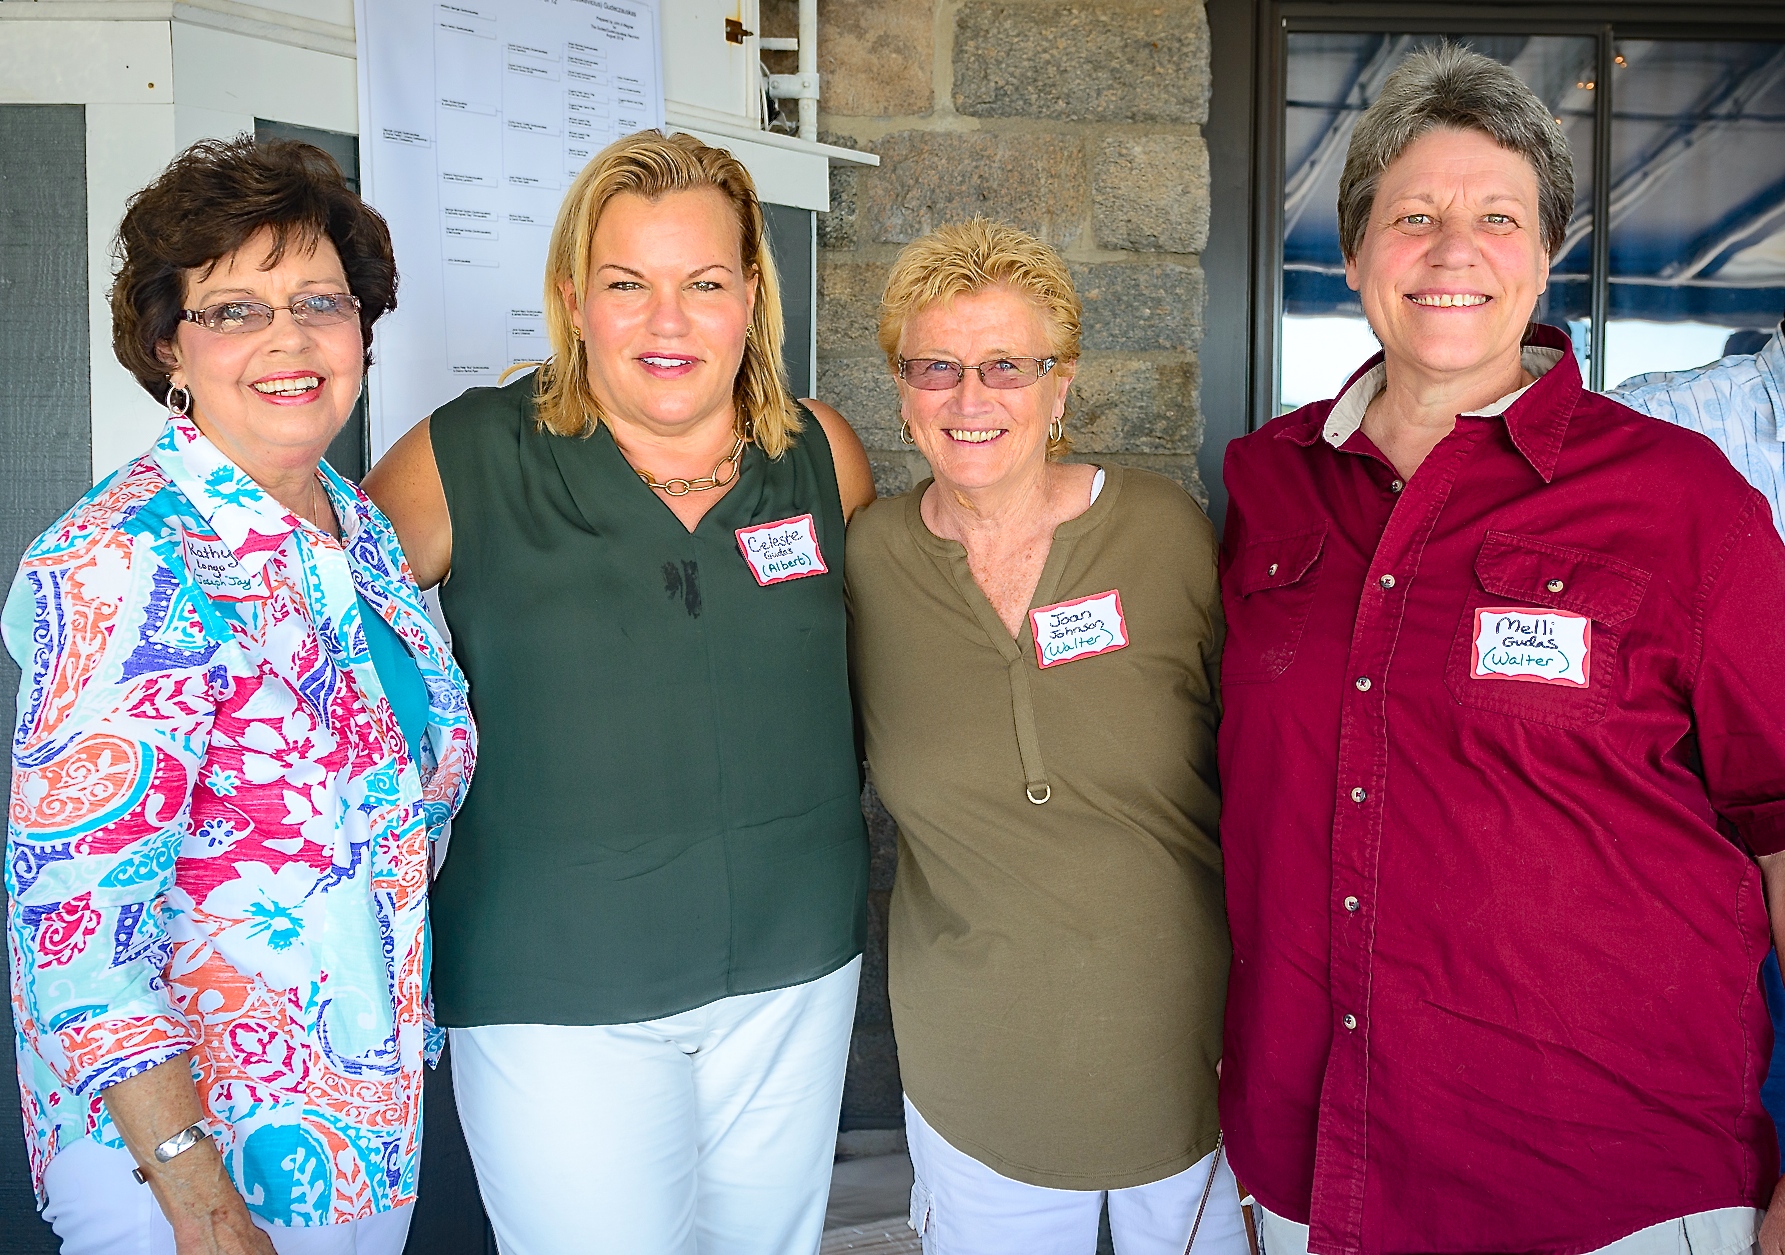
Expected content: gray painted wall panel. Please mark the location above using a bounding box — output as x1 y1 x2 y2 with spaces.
1 102 93 1254
765 202 816 398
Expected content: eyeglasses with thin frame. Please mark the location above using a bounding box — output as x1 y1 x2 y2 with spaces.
897 355 1057 391
180 293 361 335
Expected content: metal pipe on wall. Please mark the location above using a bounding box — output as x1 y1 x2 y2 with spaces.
762 0 818 141
797 0 816 141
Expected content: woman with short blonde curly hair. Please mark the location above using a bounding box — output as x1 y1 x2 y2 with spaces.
877 217 1082 459
366 128 875 1255
846 218 1243 1253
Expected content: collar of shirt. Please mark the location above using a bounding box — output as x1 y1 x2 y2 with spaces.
1283 324 1576 481
148 413 442 769
1756 323 1785 444
150 412 345 580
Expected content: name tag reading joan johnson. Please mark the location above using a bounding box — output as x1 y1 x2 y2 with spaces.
182 534 267 602
1030 590 1130 668
736 514 828 586
1470 606 1591 687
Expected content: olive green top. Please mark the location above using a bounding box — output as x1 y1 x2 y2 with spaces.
846 465 1229 1190
428 372 866 1027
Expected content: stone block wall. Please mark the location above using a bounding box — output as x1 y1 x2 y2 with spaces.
761 0 1214 1130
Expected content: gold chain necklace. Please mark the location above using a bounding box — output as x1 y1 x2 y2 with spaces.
635 431 748 497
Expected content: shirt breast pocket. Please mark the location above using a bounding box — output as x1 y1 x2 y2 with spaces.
1222 525 1328 684
1443 530 1651 728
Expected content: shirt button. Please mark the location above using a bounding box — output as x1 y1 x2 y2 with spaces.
1344 895 1360 912
1378 574 1396 589
1343 1014 1358 1030
1355 676 1371 692
1350 786 1367 803
1390 479 1404 493
1546 578 1565 593
1268 562 1279 576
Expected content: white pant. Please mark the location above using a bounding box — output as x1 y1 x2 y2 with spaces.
1256 1203 1761 1255
39 1135 413 1255
449 957 861 1255
904 1096 1248 1255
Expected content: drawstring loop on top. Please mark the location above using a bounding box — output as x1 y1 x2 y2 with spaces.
1007 656 1051 805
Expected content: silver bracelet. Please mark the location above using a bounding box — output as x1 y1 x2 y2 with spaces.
129 1121 213 1184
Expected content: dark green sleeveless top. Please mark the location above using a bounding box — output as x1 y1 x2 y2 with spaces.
428 372 867 1026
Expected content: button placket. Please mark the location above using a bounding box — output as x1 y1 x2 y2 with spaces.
1309 425 1486 1251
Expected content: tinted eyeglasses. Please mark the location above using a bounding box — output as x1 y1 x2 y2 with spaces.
897 356 1057 391
180 292 361 335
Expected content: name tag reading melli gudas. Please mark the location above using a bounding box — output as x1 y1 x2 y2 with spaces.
1030 590 1130 668
736 514 828 586
1471 605 1591 687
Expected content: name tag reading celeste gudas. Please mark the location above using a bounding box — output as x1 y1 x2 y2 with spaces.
181 533 268 602
1470 605 1591 687
1030 589 1130 668
735 513 828 586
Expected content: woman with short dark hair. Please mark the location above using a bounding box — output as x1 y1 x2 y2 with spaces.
5 134 475 1255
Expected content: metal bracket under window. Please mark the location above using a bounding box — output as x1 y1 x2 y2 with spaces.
768 71 820 100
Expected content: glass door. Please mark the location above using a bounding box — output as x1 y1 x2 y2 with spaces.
1600 39 1785 388
1277 33 1598 413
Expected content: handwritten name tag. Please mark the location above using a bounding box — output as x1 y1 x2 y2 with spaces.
1471 606 1590 687
182 534 267 602
1031 590 1130 669
736 513 828 586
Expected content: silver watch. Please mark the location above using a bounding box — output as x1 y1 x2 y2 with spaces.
129 1121 213 1184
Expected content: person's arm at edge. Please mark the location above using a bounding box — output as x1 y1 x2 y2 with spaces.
5 551 271 1254
104 1059 275 1254
363 416 452 592
1689 498 1785 1254
805 398 876 523
1760 854 1785 1255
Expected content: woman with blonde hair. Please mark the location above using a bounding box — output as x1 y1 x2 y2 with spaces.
845 218 1243 1253
366 129 875 1254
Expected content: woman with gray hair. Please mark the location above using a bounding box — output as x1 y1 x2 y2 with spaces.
1218 43 1785 1255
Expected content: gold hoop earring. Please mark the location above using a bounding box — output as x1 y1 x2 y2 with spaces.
900 418 915 445
1048 417 1064 443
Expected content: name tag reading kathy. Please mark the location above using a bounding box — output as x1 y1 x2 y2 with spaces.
1031 590 1129 668
736 513 828 586
1470 606 1591 687
182 534 267 602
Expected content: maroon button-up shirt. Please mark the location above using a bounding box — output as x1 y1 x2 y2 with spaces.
1218 324 1785 1255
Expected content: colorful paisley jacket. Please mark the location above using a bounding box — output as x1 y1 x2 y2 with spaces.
3 414 475 1225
